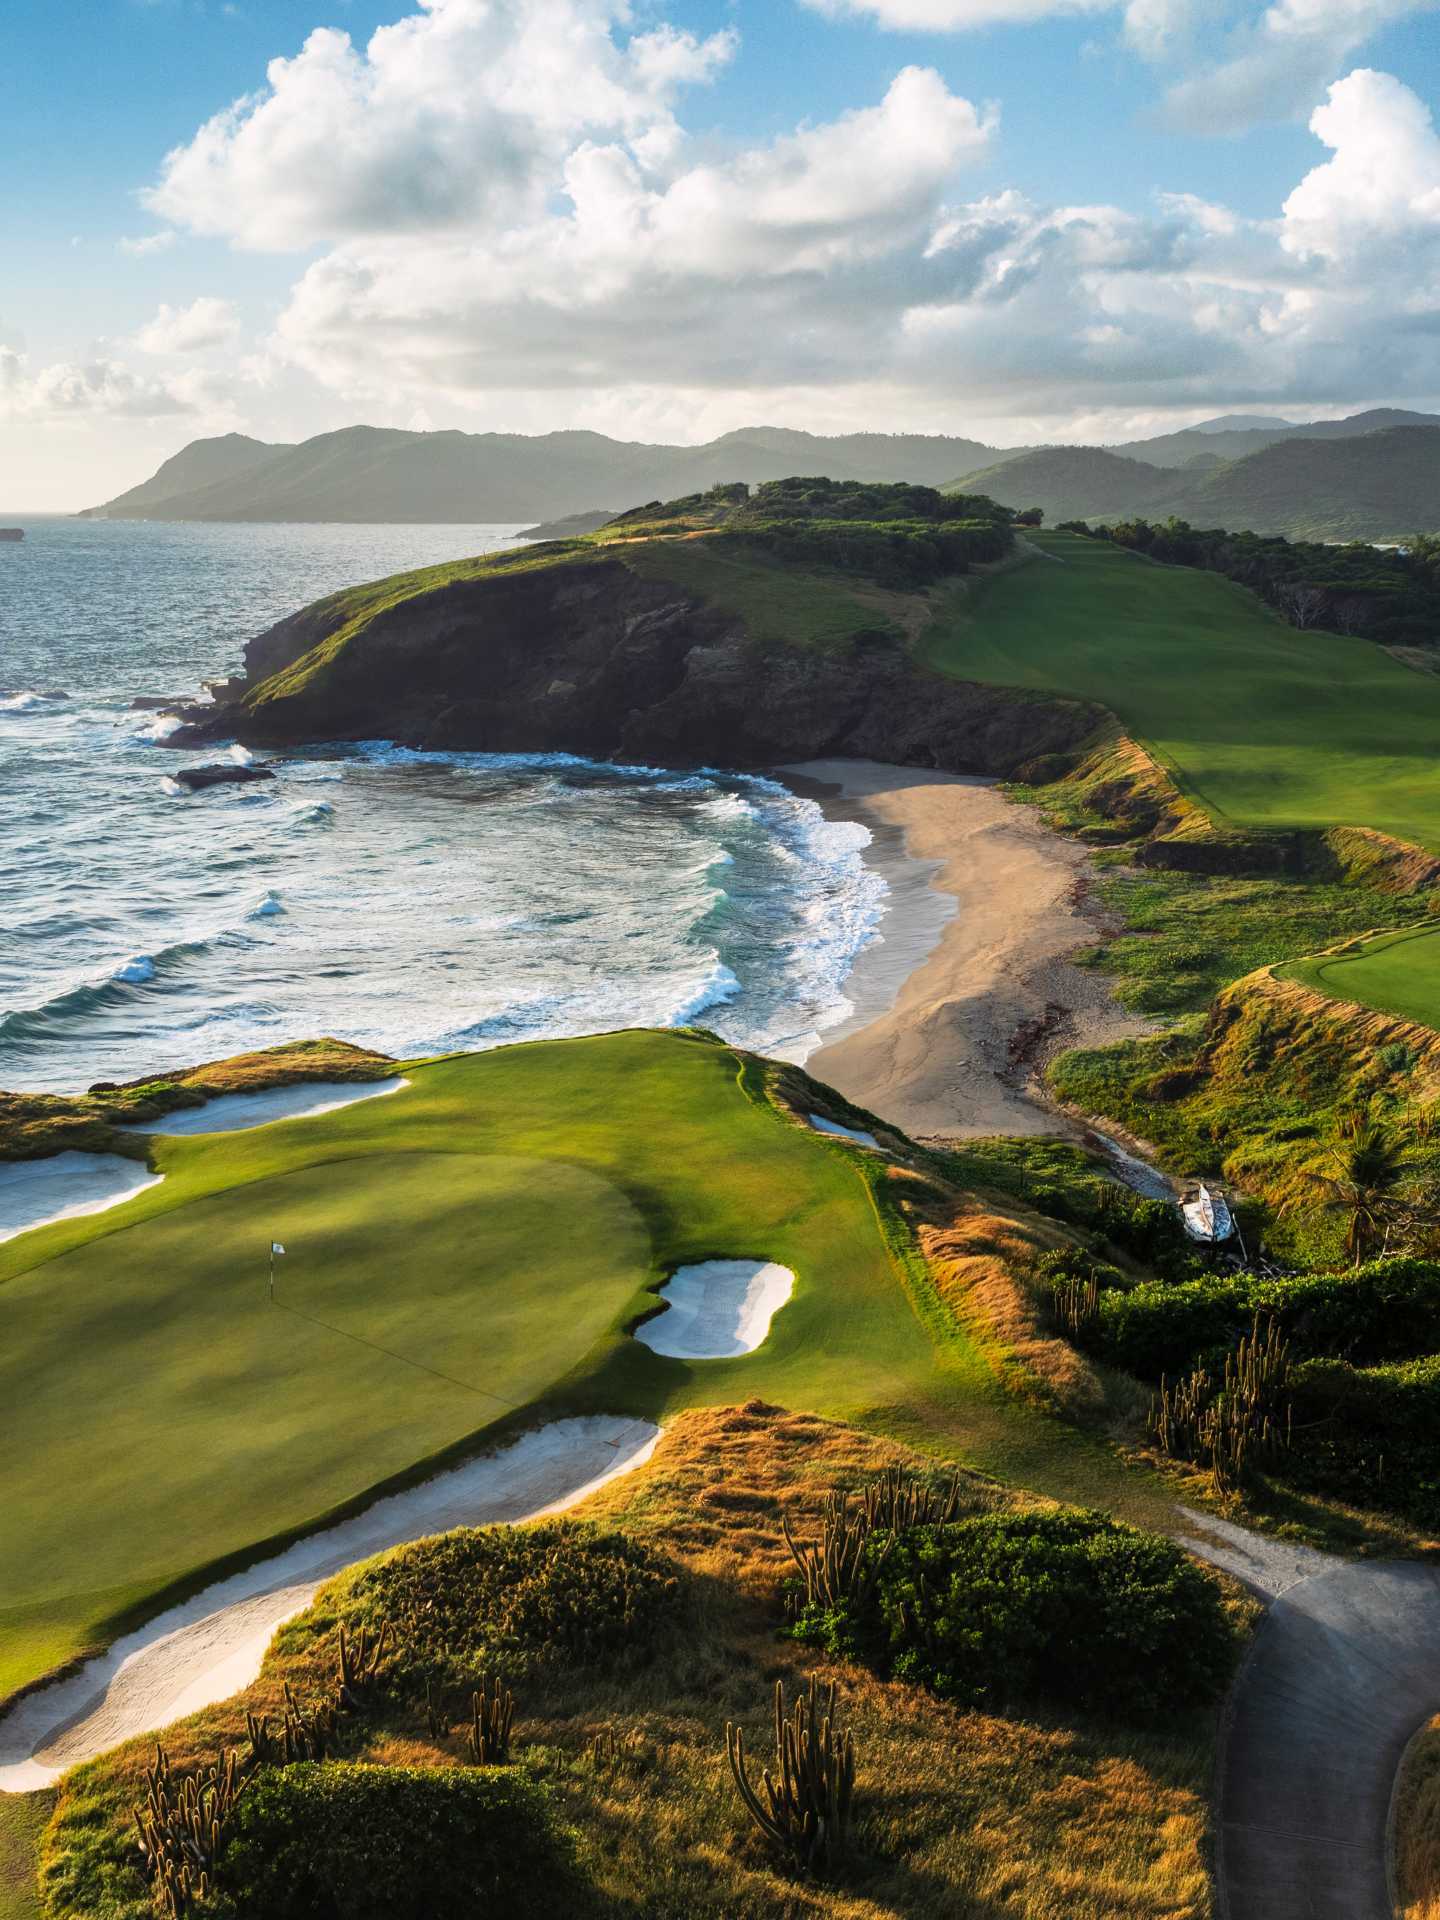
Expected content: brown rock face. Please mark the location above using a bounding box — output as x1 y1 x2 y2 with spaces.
175 558 1103 777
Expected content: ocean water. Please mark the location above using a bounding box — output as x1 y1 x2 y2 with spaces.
0 517 886 1093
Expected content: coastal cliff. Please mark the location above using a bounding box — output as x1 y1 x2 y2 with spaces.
174 484 1104 777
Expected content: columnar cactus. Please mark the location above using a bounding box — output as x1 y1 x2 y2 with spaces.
726 1679 856 1875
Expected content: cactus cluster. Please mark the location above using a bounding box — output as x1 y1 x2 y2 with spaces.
726 1680 856 1876
1149 1314 1293 1496
131 1621 394 1915
336 1621 390 1710
467 1675 516 1765
782 1467 965 1611
1051 1271 1100 1339
245 1684 340 1768
134 1745 246 1918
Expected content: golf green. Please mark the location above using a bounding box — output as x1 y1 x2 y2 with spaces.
921 532 1440 854
1 1030 1172 1704
1280 922 1440 1034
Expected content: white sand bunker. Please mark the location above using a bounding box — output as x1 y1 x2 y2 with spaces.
0 1415 659 1793
0 1151 163 1245
636 1259 795 1360
126 1076 409 1137
807 1113 883 1150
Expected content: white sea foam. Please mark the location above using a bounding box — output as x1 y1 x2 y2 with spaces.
227 742 255 766
248 891 284 919
1 692 49 713
135 714 182 743
111 956 156 986
668 960 742 1027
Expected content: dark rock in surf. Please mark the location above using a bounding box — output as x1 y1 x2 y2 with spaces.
169 763 276 792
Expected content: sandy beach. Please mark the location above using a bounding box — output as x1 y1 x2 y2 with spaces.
789 760 1150 1140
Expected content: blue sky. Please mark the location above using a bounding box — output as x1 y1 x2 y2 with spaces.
3 0 1439 506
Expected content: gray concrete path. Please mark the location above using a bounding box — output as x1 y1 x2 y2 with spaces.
1215 1559 1440 1920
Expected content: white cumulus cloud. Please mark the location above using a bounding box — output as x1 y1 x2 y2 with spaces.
0 348 223 419
134 297 242 354
142 0 737 251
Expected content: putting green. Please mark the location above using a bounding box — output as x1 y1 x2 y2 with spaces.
921 533 1440 853
0 1030 1172 1704
1280 922 1440 1034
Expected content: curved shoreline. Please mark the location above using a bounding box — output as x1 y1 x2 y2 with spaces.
788 759 1151 1139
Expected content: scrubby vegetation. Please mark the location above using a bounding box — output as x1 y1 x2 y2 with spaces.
1395 1715 1440 1920
344 1523 683 1690
37 1405 1247 1920
789 1508 1238 1720
218 1762 589 1920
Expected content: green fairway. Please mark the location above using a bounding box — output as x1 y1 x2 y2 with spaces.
1 1030 1175 1704
921 532 1440 853
1279 922 1440 1033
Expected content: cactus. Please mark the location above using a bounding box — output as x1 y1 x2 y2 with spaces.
1149 1314 1292 1498
134 1742 246 1916
1051 1272 1100 1340
336 1620 390 1709
467 1674 515 1765
783 1468 964 1611
726 1679 855 1876
424 1680 447 1740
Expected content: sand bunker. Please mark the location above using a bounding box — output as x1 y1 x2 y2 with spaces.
0 1415 659 1792
0 1151 162 1245
636 1259 794 1360
807 1113 883 1150
126 1076 409 1136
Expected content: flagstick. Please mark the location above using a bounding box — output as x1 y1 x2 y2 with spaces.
269 1240 275 1306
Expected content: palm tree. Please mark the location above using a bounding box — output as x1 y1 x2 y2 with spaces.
1306 1113 1413 1267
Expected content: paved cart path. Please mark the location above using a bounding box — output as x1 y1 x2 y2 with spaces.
1213 1557 1440 1920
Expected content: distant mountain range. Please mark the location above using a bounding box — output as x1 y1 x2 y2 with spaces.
956 417 1440 541
81 425 1007 524
81 408 1440 537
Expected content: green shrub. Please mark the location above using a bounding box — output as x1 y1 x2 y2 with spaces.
791 1510 1236 1720
1091 1258 1440 1379
218 1762 593 1920
345 1522 682 1690
1288 1353 1440 1526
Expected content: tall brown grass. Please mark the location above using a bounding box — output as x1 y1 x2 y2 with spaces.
45 1402 1231 1920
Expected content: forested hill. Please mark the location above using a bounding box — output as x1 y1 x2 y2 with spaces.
955 424 1440 542
80 423 1012 523
83 406 1439 527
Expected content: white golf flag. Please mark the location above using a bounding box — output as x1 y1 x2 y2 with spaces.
271 1242 286 1255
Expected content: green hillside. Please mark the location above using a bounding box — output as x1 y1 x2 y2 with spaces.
952 425 1440 540
922 532 1440 851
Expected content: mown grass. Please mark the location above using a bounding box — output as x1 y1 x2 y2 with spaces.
922 532 1440 852
0 1031 1180 1706
43 1405 1245 1920
1281 921 1440 1034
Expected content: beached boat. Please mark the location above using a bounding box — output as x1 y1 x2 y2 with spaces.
1180 1182 1234 1243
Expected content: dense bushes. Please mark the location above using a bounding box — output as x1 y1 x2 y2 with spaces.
1287 1354 1440 1525
1078 519 1440 647
219 1763 592 1920
791 1510 1237 1720
1087 1258 1440 1380
719 515 1013 588
345 1522 682 1690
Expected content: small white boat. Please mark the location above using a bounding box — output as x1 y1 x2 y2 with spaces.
1181 1182 1234 1244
